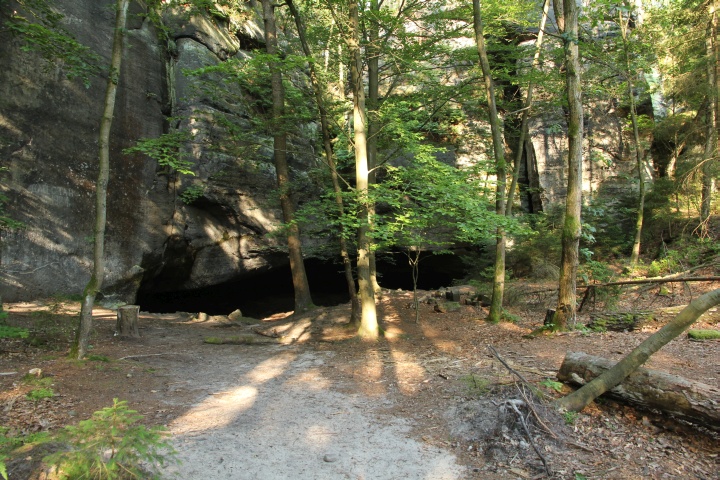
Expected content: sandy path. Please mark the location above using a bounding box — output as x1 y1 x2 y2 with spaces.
152 346 465 480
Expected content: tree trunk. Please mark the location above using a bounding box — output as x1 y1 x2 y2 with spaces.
621 9 647 268
552 0 583 331
555 288 720 412
261 0 314 314
700 10 718 234
557 352 720 429
73 0 130 360
116 305 140 338
473 0 506 323
349 0 378 339
286 0 359 323
367 0 382 295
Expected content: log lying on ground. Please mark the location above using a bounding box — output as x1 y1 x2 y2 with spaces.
586 311 654 331
558 352 720 429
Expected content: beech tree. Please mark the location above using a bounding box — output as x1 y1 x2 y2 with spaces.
348 0 379 338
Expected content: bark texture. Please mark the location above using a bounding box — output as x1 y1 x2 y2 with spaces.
349 0 378 338
555 288 720 412
116 305 140 338
285 0 359 322
261 0 313 313
473 0 506 323
558 352 720 429
74 0 130 360
552 0 583 330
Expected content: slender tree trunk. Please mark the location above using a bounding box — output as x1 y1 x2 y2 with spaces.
349 0 378 339
506 0 550 216
552 0 583 331
473 0 506 323
286 0 359 322
621 9 647 268
261 0 313 313
555 288 720 412
701 7 718 233
73 0 130 360
367 0 382 295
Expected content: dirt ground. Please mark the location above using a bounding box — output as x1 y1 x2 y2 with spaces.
1 279 719 479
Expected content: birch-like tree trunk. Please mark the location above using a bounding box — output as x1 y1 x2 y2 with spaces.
349 0 378 338
261 0 314 313
73 0 130 359
473 0 506 323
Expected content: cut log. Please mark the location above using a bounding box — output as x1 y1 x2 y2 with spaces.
116 305 140 338
558 352 720 429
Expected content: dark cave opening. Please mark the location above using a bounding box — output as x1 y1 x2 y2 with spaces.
137 253 468 318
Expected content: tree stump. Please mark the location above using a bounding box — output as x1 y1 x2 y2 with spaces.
116 305 140 338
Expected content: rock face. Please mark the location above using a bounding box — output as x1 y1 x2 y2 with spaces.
0 0 313 303
0 0 634 305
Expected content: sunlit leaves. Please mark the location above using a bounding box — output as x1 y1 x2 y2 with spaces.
6 0 102 87
123 130 196 176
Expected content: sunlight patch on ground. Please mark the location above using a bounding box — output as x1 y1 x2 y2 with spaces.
171 385 259 434
246 352 296 383
388 349 426 394
383 325 406 340
304 424 338 449
170 352 299 434
285 369 331 390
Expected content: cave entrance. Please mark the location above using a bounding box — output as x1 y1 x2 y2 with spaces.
137 254 467 318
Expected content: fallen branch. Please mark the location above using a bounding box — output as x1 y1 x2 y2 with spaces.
579 276 720 289
555 288 720 413
504 399 551 476
525 275 720 295
487 344 532 388
557 352 720 429
118 353 184 361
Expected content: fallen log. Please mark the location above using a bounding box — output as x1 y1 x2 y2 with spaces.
558 352 720 429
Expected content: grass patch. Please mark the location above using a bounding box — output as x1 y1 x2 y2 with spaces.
540 379 563 393
26 388 55 401
86 354 110 362
22 375 53 387
0 325 29 339
460 374 490 397
563 410 579 425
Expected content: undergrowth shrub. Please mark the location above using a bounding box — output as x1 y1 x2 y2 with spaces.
44 399 177 479
0 325 29 339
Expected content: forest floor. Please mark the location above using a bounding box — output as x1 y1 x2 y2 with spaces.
1 278 719 479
